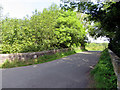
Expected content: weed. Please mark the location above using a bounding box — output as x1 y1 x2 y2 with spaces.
91 48 117 89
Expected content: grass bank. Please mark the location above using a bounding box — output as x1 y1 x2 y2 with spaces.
91 48 117 89
0 48 83 68
85 43 108 51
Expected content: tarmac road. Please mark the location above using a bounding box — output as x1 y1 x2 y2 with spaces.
2 51 101 88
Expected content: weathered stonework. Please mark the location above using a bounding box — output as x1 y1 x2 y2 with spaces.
109 49 120 89
0 48 71 64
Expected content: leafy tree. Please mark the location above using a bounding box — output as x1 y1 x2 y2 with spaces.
60 0 94 13
60 0 120 57
29 4 59 51
54 10 86 48
1 4 87 53
87 1 120 57
1 4 59 53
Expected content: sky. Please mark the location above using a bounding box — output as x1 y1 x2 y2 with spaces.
1 0 98 18
1 0 60 18
88 36 109 43
1 0 109 43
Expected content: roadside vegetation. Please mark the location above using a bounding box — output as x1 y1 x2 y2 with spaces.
0 4 88 68
90 48 117 89
85 43 108 51
0 48 84 68
1 4 87 54
0 43 108 68
61 1 120 57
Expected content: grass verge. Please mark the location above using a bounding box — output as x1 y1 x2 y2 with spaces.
90 48 117 89
85 43 108 51
0 48 83 68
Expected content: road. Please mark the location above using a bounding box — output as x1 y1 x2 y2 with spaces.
2 51 101 88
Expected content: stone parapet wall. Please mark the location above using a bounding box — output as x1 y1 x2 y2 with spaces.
0 48 71 64
109 49 120 89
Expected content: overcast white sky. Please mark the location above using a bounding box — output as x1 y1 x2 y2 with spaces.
1 0 60 18
0 0 98 18
0 0 109 43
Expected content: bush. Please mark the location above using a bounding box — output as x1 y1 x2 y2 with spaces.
1 5 86 54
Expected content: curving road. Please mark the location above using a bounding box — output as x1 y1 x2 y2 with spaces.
2 51 101 88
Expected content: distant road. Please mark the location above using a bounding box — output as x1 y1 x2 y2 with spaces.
2 51 101 88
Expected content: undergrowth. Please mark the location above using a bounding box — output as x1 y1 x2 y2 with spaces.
91 48 117 89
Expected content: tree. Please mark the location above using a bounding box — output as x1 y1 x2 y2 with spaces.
60 0 120 57
60 0 94 13
54 10 86 48
29 4 59 51
1 3 89 53
1 4 60 53
86 1 120 57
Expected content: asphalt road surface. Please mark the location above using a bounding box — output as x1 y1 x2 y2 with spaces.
2 51 101 88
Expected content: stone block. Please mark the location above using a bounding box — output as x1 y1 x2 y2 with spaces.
109 49 120 89
0 48 70 64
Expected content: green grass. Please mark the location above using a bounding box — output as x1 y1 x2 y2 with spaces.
85 43 108 51
91 48 117 89
0 48 83 68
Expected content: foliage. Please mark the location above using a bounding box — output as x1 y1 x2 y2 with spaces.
54 10 86 48
88 1 120 57
60 0 93 13
109 37 120 57
0 48 83 68
91 48 117 89
85 43 108 51
2 5 58 53
1 4 86 54
60 0 120 57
